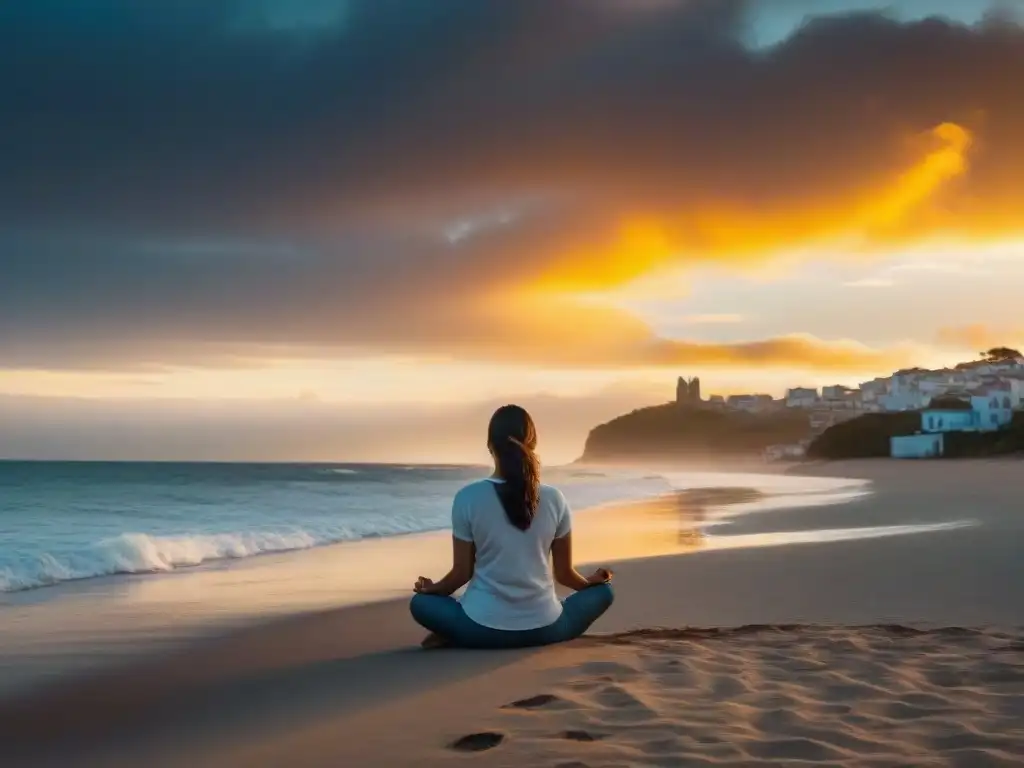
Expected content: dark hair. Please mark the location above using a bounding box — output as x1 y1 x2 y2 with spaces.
487 404 541 531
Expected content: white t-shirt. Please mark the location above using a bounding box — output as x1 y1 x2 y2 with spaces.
452 478 572 631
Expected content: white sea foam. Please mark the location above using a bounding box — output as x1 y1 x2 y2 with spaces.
704 520 979 551
0 524 426 593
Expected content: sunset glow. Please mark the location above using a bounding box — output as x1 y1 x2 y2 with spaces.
541 123 978 297
2 0 1023 461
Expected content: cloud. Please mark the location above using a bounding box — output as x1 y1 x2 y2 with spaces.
0 233 902 370
844 277 896 288
1 1 1022 371
682 314 745 324
936 324 1024 351
642 333 910 370
6 2 1014 239
844 250 995 288
886 259 989 276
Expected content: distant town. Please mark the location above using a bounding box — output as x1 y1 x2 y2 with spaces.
675 347 1024 460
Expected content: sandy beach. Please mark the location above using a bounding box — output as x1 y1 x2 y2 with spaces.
3 460 1024 767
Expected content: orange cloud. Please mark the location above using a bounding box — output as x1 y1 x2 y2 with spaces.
10 7 1019 378
859 122 971 234
432 293 910 372
539 123 974 292
644 333 910 371
937 324 1024 352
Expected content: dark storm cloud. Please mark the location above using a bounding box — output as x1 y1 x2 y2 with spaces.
0 0 1020 369
0 226 907 371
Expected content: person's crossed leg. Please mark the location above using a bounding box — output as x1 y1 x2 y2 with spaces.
410 583 614 649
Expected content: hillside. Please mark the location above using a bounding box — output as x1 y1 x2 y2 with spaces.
807 411 1024 459
805 412 920 460
578 403 811 463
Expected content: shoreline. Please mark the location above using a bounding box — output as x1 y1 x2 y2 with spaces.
13 454 987 601
0 465 853 611
4 460 1024 765
0 478 791 697
0 469 863 704
0 462 675 599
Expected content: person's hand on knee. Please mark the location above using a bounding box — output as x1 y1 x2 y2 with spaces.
414 576 440 594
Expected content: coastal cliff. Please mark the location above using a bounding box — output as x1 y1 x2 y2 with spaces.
578 403 810 463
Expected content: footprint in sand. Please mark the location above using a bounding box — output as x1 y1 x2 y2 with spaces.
448 732 505 752
502 693 563 710
880 700 938 721
709 673 750 697
744 736 847 762
594 683 654 711
561 730 607 742
576 660 638 678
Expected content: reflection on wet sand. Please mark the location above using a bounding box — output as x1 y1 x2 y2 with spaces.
662 487 764 547
571 484 975 566
571 487 764 564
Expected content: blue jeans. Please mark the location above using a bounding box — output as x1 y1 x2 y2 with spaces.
409 583 614 649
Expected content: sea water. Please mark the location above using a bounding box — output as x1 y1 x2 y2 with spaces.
0 462 684 594
2 461 964 698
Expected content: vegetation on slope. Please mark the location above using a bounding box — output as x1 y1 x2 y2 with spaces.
579 403 810 462
807 411 1024 459
806 412 920 459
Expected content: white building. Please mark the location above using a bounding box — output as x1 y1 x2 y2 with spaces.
858 377 889 403
821 385 851 400
1010 379 1024 408
881 390 928 411
878 368 981 412
977 377 1023 409
917 397 1013 434
727 394 775 412
971 391 1014 431
921 408 976 433
891 433 944 459
785 387 818 408
890 396 1016 458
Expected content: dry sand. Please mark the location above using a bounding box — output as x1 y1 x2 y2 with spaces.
435 626 1024 767
3 460 1024 767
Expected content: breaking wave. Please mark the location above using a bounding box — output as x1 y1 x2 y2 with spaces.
0 519 438 593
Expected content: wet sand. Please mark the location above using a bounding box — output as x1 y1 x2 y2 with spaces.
3 460 1024 766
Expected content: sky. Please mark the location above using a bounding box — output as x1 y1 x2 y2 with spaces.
2 0 1024 463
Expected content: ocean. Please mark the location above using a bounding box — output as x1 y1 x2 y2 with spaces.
0 461 893 697
0 461 876 596
0 461 681 594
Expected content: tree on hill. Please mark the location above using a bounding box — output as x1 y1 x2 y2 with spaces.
955 346 1022 370
981 346 1021 363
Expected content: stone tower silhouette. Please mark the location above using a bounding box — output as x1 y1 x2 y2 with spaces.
676 376 702 404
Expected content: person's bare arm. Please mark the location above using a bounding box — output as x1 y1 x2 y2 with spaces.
551 532 613 592
414 537 475 596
